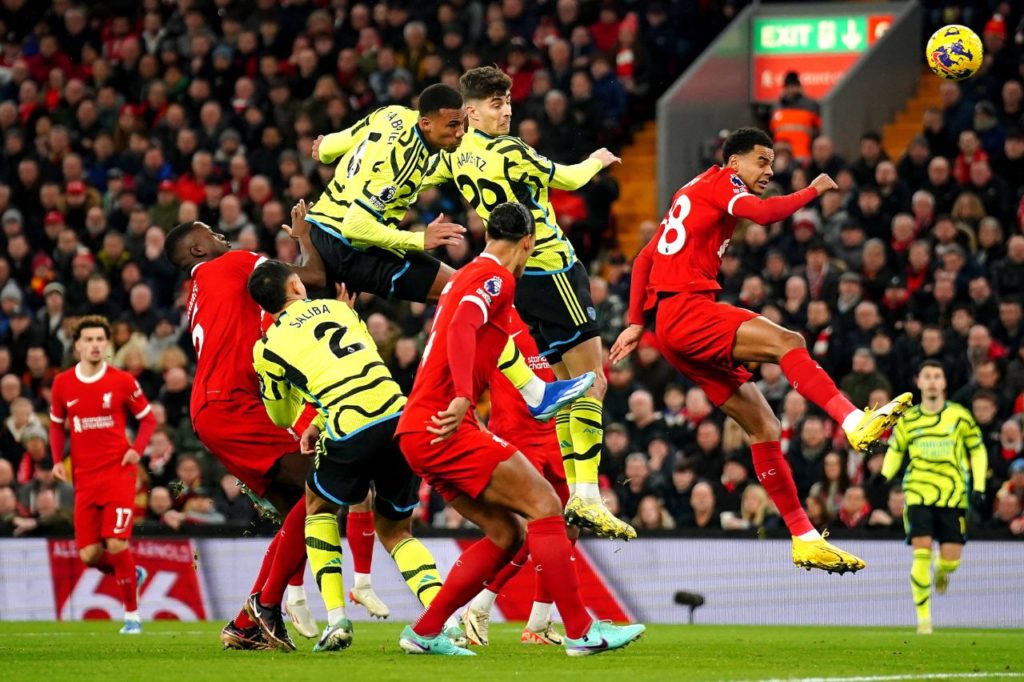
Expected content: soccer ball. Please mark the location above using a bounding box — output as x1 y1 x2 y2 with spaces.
925 25 983 81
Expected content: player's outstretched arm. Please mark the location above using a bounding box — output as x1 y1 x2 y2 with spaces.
284 199 327 289
729 174 837 224
549 148 619 190
313 109 379 164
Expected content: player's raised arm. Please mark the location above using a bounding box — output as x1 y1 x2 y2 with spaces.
313 108 381 164
283 199 327 290
728 173 835 224
550 148 619 191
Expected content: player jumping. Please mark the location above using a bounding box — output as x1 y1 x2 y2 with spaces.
610 127 913 573
395 202 644 656
306 83 590 430
166 203 369 649
423 67 633 539
49 316 157 634
880 360 987 634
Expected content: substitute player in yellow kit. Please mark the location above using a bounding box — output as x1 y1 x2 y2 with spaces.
422 67 632 539
248 260 461 652
881 360 988 635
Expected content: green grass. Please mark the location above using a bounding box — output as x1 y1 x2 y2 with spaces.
0 621 1021 681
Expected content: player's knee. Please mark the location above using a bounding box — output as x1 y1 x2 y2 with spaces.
488 517 524 552
587 370 607 399
750 415 782 443
306 496 337 516
105 538 128 555
79 546 102 566
527 488 564 521
373 517 411 550
776 329 806 356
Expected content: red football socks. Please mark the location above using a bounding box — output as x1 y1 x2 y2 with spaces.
526 516 591 639
259 499 307 606
109 549 138 612
751 441 814 536
92 551 115 576
486 543 529 594
779 348 857 424
346 511 376 575
413 538 511 637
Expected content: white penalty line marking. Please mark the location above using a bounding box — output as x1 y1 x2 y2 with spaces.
7 630 209 637
740 674 1024 682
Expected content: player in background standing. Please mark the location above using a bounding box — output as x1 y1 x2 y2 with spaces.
49 316 157 634
462 309 576 646
611 127 913 573
307 83 590 428
166 203 366 649
247 261 464 652
395 202 644 657
423 67 633 539
880 360 987 634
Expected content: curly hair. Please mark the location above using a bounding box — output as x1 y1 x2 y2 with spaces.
460 66 512 101
73 315 112 341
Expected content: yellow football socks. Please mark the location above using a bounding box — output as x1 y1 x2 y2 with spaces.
911 548 932 623
555 404 576 492
305 513 346 614
569 396 603 498
391 537 443 607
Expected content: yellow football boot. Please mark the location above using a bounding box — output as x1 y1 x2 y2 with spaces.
846 392 913 451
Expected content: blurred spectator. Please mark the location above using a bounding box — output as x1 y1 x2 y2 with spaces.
769 72 820 163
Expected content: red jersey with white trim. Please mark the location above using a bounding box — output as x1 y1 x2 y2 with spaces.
49 363 151 484
186 250 267 412
396 254 515 435
488 308 554 448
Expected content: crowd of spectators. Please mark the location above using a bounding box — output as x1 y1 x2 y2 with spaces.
0 0 730 536
1 1 1023 540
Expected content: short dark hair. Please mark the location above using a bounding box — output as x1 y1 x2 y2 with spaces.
165 221 199 268
73 315 111 341
917 359 946 376
487 202 534 241
861 131 882 144
460 66 512 101
418 83 463 116
722 127 773 161
247 260 294 314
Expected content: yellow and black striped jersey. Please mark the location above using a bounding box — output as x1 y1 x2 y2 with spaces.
253 299 406 441
307 105 433 257
883 401 988 509
422 128 602 274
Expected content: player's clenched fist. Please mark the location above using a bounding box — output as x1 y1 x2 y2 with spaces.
423 213 466 250
810 174 838 195
589 148 621 168
300 423 320 455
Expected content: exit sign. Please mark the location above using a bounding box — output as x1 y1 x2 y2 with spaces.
751 14 893 101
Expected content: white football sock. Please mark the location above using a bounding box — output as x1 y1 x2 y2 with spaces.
576 482 600 500
286 584 307 603
520 376 546 408
797 529 823 541
842 409 865 433
525 602 553 632
327 606 347 625
124 610 139 621
353 572 372 589
471 588 498 613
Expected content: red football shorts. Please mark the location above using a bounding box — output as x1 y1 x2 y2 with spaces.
74 476 136 549
655 291 758 407
193 396 300 496
398 423 518 502
521 438 569 506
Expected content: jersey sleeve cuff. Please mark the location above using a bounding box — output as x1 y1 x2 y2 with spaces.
134 405 152 419
726 192 753 216
49 414 63 424
460 294 489 323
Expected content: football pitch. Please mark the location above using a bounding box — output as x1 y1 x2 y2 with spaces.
1 622 1021 681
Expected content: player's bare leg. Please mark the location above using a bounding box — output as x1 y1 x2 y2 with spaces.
425 262 456 302
720 383 865 574
400 453 644 657
345 493 389 619
556 338 636 540
732 316 911 450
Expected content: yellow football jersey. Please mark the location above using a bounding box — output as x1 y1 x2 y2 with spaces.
253 299 406 440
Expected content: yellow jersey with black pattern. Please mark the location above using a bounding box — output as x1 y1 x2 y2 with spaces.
307 105 434 257
252 299 406 441
423 128 603 275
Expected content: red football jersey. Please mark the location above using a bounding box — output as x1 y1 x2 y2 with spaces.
186 250 268 411
644 165 747 299
396 254 515 435
49 363 151 485
487 308 555 449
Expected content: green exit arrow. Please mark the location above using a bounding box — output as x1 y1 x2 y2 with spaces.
754 16 869 54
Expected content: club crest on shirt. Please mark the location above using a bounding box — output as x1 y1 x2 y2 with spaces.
102 392 112 409
484 276 502 297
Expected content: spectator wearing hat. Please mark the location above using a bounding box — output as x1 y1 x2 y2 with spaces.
36 281 64 340
15 422 49 485
770 71 821 162
150 179 181 231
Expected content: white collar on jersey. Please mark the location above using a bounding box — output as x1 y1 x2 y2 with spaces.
75 362 108 384
478 252 501 265
191 261 206 277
